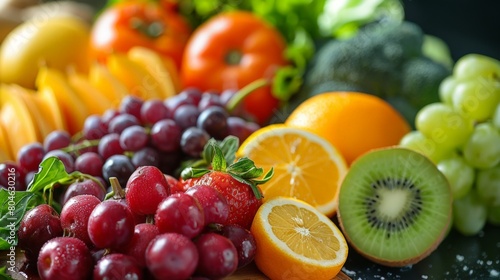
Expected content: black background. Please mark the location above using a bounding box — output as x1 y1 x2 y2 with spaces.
401 0 500 61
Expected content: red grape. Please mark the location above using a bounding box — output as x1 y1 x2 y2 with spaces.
180 127 210 157
87 200 135 250
98 133 124 160
185 184 229 226
74 152 104 177
119 125 149 152
145 233 199 280
126 165 171 216
220 224 257 268
150 119 182 152
62 179 106 205
18 204 63 262
194 233 238 278
140 98 170 125
93 253 144 280
120 223 159 267
17 142 45 172
155 193 205 238
196 106 229 140
119 95 143 121
60 194 101 246
43 130 72 152
37 237 92 280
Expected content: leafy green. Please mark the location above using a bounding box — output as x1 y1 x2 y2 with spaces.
0 266 9 280
0 157 101 250
0 189 44 249
318 0 405 39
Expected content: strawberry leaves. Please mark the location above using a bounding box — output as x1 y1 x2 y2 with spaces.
181 136 273 200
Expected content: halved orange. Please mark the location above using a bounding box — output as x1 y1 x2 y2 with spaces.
237 124 348 216
250 197 349 280
285 92 411 165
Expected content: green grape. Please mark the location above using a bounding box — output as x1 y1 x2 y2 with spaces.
487 204 500 226
399 130 453 163
453 53 500 80
437 155 475 199
452 189 488 236
438 76 457 105
476 165 500 206
415 103 474 149
463 122 500 169
492 102 500 129
451 78 500 122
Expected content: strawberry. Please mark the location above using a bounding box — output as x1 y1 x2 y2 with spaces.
181 137 273 229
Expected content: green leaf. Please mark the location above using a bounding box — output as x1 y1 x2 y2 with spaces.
228 158 264 179
201 138 219 164
180 167 211 180
272 66 303 101
210 142 227 172
219 136 239 164
0 189 44 250
27 157 70 193
0 266 9 280
252 167 275 185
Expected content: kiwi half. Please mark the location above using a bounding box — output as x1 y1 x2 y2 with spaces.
337 147 452 267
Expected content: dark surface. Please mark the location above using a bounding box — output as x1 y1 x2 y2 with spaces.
341 224 500 279
401 0 500 61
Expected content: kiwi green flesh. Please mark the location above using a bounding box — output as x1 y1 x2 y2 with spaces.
337 147 452 267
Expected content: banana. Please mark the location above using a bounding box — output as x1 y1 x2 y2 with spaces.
36 67 88 135
66 68 114 116
127 46 181 99
106 53 164 100
0 84 39 160
89 62 128 108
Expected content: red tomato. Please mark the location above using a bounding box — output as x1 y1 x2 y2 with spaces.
90 2 191 70
181 11 290 124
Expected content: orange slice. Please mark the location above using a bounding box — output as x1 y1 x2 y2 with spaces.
106 53 163 100
89 62 128 108
5 84 66 138
0 85 39 160
66 69 114 115
237 124 348 216
0 121 13 161
128 46 181 99
250 197 349 280
36 67 88 135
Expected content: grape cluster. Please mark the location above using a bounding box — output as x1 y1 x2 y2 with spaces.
399 53 500 236
2 87 259 191
17 166 257 279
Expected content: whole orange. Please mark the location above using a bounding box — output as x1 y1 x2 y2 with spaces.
285 92 411 165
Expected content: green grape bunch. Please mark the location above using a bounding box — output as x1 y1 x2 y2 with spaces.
399 53 500 236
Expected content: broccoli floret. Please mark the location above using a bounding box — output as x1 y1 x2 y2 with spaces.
305 21 425 99
401 56 451 109
295 20 449 125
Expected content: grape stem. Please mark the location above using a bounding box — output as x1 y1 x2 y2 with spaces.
106 177 126 200
61 139 101 156
226 78 270 113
